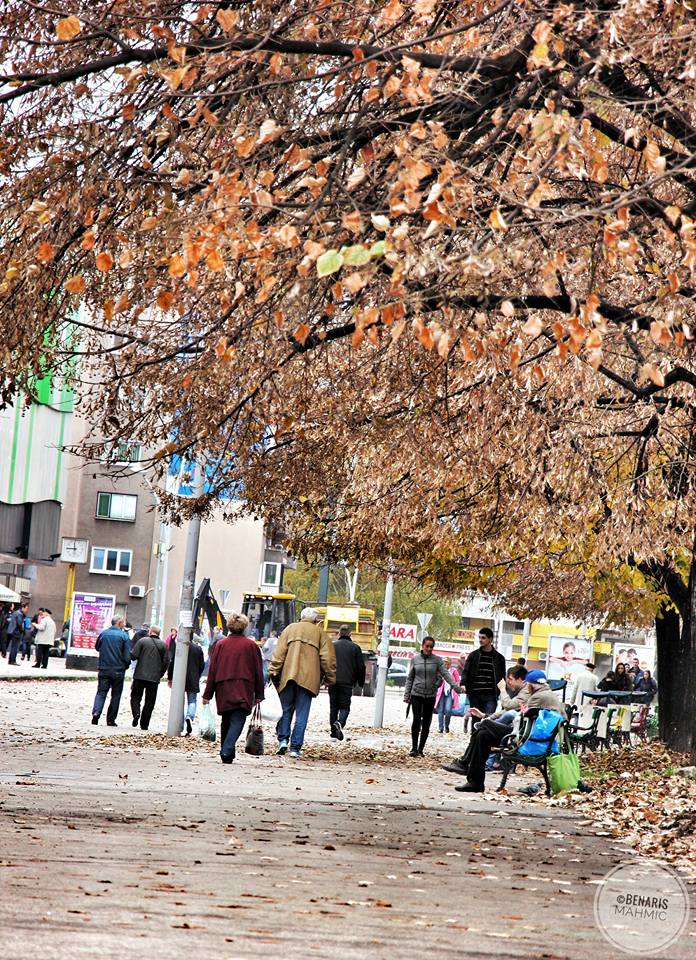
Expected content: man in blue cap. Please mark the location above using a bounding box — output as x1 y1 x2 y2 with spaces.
451 669 564 793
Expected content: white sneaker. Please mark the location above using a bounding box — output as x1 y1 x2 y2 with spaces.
289 749 301 759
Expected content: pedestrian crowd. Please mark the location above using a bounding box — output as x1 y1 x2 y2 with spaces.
2 601 59 667
5 595 655 794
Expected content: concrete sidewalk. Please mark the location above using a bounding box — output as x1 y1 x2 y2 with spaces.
1 682 694 959
0 658 96 680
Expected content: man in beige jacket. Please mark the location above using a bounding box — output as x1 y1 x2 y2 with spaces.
269 607 336 758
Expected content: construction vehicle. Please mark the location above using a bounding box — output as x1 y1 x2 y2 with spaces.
315 603 379 696
241 592 302 640
192 578 226 637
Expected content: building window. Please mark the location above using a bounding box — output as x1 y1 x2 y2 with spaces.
96 492 137 521
260 562 281 588
219 590 231 610
90 547 133 576
460 616 471 630
503 620 525 633
103 440 142 463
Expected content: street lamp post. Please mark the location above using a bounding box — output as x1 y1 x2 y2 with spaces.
166 462 204 737
373 570 394 728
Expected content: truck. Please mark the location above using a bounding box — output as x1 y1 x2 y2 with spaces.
314 603 379 696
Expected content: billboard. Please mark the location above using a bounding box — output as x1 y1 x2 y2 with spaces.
67 593 116 654
389 622 418 644
612 642 656 674
547 635 593 682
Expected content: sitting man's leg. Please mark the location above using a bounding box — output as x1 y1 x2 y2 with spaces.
455 718 511 792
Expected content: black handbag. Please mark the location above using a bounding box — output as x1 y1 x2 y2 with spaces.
244 704 264 756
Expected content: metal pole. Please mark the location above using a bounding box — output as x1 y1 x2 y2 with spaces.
522 619 531 660
166 462 204 737
373 571 394 728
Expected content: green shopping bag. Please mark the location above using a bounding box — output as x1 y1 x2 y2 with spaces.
548 749 580 794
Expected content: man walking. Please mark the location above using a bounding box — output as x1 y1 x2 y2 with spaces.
269 607 336 758
460 627 506 717
167 633 205 735
6 601 28 666
33 608 56 669
569 661 598 707
328 624 365 740
92 617 131 725
130 625 169 731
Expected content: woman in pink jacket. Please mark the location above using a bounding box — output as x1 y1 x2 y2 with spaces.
435 658 460 733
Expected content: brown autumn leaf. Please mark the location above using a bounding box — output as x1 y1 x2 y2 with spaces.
63 275 85 294
168 254 187 278
36 242 54 262
56 16 81 41
95 251 114 272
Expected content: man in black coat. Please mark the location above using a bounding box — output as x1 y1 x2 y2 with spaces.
328 624 366 740
130 626 169 731
167 635 205 735
460 627 507 718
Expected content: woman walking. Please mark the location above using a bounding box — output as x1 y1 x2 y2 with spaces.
633 669 658 702
435 657 461 733
202 612 265 764
404 637 462 757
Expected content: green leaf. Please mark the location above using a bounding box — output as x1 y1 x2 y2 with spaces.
369 240 386 258
341 244 371 267
316 249 343 277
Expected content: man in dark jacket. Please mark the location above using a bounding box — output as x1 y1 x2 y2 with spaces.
6 601 28 666
328 624 366 741
460 628 507 717
167 636 205 735
92 617 131 725
130 625 169 731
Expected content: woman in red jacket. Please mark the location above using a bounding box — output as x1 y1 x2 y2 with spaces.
202 612 265 763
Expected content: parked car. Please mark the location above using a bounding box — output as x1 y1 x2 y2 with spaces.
387 663 409 687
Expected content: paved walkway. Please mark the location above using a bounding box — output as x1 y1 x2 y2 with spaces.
1 681 694 959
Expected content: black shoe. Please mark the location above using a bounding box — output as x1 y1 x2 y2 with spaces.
221 754 234 764
417 749 424 757
91 715 99 725
32 664 40 668
442 760 469 776
455 781 485 793
107 721 117 727
132 712 140 727
185 717 193 737
140 725 148 731
409 748 419 757
332 721 344 741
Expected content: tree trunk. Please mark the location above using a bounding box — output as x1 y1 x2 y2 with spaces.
654 551 696 762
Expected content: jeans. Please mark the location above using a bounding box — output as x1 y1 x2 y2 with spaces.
22 634 33 660
410 695 436 752
7 634 21 664
276 681 313 751
468 693 499 718
329 684 353 728
437 691 453 732
93 671 125 724
220 708 248 760
180 691 197 732
131 678 159 730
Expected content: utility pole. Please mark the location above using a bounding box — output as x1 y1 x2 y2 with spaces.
166 462 204 737
373 570 394 727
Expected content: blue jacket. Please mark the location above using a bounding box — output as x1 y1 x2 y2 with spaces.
95 626 131 673
6 609 26 638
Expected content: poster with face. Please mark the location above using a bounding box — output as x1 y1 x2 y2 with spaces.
546 635 593 681
612 643 656 675
68 593 116 653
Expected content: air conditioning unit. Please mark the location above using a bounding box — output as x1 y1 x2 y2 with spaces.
538 651 547 661
129 585 145 598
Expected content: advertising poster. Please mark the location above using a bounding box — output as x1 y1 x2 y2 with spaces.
68 593 116 653
547 635 593 682
613 642 656 674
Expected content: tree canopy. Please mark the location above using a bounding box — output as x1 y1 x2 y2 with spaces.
1 0 695 607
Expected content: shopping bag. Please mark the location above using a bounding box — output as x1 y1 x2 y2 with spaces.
245 705 264 756
260 681 283 722
548 751 581 795
517 709 562 757
199 703 216 742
